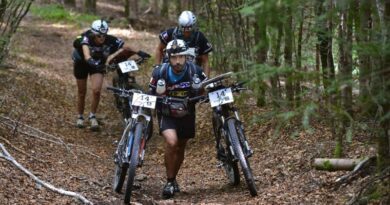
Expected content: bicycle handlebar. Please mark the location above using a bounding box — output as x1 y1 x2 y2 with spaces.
107 71 246 105
106 57 149 72
200 71 233 88
106 86 201 104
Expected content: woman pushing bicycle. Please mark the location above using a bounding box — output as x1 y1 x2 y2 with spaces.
71 19 150 130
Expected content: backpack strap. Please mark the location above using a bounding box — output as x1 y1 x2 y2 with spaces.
159 63 169 80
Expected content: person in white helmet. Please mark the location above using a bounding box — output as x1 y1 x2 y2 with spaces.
149 39 207 199
155 10 213 77
72 19 150 130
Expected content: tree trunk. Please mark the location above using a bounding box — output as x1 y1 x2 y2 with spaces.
0 0 33 64
356 0 372 106
338 0 353 117
253 7 268 107
161 0 168 17
0 0 7 21
63 0 75 7
176 0 181 15
84 0 96 14
284 5 294 108
124 0 129 17
313 158 365 171
375 0 390 172
295 7 304 107
271 14 284 108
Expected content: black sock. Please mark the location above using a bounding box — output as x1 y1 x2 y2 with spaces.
167 178 175 183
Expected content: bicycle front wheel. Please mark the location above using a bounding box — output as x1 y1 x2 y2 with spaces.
227 118 258 196
124 122 143 204
113 162 128 193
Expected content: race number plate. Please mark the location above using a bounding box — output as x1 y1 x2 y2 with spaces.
118 60 139 73
131 93 157 109
208 88 234 107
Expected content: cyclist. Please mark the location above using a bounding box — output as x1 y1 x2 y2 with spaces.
155 10 213 77
149 39 207 199
72 19 150 130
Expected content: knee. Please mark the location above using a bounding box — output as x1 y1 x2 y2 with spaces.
78 89 86 98
166 140 178 150
92 88 101 97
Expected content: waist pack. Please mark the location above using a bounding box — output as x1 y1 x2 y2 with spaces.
161 101 189 118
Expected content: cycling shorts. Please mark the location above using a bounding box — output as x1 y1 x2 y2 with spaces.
157 114 196 139
73 60 105 79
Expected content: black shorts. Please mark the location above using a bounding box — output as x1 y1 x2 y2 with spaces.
73 61 105 79
157 114 196 139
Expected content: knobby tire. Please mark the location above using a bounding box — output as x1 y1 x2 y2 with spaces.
212 114 240 185
227 118 258 196
113 162 128 193
124 122 143 204
113 126 132 193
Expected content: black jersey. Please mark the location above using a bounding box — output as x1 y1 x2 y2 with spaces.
159 27 213 57
73 30 124 63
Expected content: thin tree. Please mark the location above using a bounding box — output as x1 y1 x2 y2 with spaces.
84 0 96 14
0 0 33 64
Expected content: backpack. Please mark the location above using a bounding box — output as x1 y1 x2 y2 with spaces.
73 30 91 49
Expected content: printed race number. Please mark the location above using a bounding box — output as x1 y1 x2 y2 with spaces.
131 93 157 109
208 88 234 107
118 60 139 73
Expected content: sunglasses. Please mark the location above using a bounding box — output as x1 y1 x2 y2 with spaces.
181 26 193 32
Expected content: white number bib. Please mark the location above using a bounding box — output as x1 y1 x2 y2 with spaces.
131 93 157 109
208 88 234 107
118 60 139 73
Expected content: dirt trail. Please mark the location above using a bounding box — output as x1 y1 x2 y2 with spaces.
0 9 374 205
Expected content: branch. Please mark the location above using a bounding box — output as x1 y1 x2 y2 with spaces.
0 143 93 205
0 115 101 159
0 136 47 163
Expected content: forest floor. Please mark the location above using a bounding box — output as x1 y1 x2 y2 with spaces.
0 2 378 205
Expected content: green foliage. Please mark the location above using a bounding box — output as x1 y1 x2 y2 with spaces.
30 4 72 22
30 4 98 24
334 141 342 158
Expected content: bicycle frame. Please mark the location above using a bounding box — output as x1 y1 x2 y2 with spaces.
201 72 257 196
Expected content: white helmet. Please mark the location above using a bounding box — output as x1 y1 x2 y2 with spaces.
91 20 109 35
178 11 197 28
166 39 191 56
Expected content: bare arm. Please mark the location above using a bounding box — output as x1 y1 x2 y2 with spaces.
82 45 92 61
198 54 210 77
155 42 166 64
106 48 125 65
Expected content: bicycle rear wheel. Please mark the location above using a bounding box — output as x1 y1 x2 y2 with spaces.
227 118 258 196
124 122 143 203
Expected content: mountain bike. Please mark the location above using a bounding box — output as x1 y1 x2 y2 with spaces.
108 86 200 203
107 55 150 122
199 72 258 196
107 86 154 204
